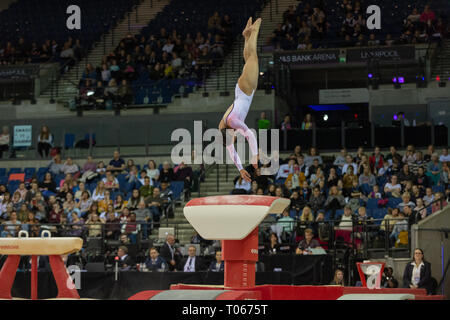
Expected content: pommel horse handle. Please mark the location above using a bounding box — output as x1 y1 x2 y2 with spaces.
184 195 290 288
0 230 83 300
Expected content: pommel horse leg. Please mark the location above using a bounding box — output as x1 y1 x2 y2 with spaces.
222 228 258 288
0 255 21 299
48 255 80 299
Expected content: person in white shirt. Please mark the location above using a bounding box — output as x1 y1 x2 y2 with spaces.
276 159 295 179
0 126 10 159
342 155 357 176
384 175 402 196
402 248 433 293
182 245 201 272
439 148 450 163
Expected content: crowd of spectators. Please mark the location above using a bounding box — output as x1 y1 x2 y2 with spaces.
269 2 449 51
0 149 205 245
232 144 450 250
77 11 235 107
0 36 85 66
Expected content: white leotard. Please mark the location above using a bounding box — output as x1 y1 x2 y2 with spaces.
225 83 258 171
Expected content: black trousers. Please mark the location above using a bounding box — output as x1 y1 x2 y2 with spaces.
0 144 8 158
38 142 51 158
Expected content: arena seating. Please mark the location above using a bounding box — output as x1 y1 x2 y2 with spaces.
0 0 139 49
276 0 450 49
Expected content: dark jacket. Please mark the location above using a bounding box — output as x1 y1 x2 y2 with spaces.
209 261 224 272
159 242 176 271
179 256 203 272
145 256 167 271
402 260 432 292
118 254 135 271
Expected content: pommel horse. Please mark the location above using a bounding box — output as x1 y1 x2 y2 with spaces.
0 230 83 300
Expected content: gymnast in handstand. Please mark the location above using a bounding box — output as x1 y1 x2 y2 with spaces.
219 17 262 182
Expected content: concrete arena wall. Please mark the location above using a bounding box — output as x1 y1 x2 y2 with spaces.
412 205 450 299
0 110 273 149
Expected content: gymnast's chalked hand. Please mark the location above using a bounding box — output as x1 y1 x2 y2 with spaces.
240 169 251 183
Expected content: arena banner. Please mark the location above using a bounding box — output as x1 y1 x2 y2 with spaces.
319 88 369 104
276 49 341 66
0 65 39 79
13 125 33 147
346 45 415 62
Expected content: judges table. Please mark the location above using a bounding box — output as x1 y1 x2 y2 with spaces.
10 255 332 300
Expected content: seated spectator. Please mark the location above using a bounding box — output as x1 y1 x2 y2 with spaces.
301 114 313 130
330 269 345 286
304 147 323 168
105 79 118 102
92 181 106 202
398 192 416 211
381 267 399 288
134 200 151 239
127 189 142 211
159 161 174 182
105 210 121 240
379 207 400 237
38 125 54 159
265 232 281 255
118 79 133 106
414 198 427 221
385 146 403 166
342 155 358 176
299 206 314 228
145 247 167 272
402 248 433 294
140 176 154 199
343 166 357 194
308 187 325 214
103 172 119 191
309 167 325 188
358 166 376 189
174 162 194 201
276 208 295 240
61 158 79 176
439 148 450 163
422 187 435 206
432 193 447 214
384 34 395 46
258 111 271 130
384 175 402 198
233 176 251 194
208 250 224 272
117 246 135 271
76 191 92 218
145 187 163 225
0 126 10 159
389 212 408 246
280 115 293 130
1 211 21 237
325 186 346 218
335 205 354 231
98 191 113 214
296 228 321 255
107 150 126 174
81 63 97 83
146 160 160 183
334 149 348 173
121 212 139 243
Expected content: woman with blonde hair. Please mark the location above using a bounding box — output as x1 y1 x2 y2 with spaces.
37 125 54 158
92 181 106 201
300 206 314 225
330 269 345 286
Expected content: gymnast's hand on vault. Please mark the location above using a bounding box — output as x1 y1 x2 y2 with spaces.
240 169 252 183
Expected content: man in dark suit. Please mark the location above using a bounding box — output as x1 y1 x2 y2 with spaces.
160 234 178 271
402 248 433 294
144 247 167 272
117 246 135 271
208 250 224 272
180 245 203 272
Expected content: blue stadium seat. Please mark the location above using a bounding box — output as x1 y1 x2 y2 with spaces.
387 197 402 209
367 198 379 210
24 167 36 179
335 209 344 220
0 168 6 177
432 185 445 193
8 168 22 175
65 133 76 149
170 181 184 200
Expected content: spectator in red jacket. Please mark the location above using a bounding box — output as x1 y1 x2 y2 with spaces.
369 146 384 171
420 5 435 24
